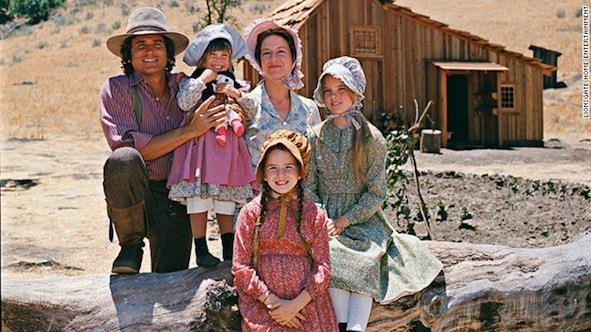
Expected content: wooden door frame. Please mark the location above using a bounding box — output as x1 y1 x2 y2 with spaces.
438 68 503 147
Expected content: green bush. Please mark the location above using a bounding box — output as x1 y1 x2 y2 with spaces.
1 0 12 24
10 0 65 24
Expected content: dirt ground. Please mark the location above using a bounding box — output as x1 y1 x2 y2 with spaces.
1 137 590 280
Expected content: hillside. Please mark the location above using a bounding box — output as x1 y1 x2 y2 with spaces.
0 0 588 140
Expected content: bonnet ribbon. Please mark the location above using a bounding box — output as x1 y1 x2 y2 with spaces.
325 108 362 130
273 189 297 239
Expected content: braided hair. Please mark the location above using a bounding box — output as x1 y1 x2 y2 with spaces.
252 146 310 263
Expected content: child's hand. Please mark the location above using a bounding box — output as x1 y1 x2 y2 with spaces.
327 218 339 236
268 299 306 326
214 84 242 100
198 69 217 84
328 216 350 236
285 313 306 328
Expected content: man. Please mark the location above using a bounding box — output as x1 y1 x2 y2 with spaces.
100 7 225 274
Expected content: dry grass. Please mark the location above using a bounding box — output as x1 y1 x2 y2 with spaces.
0 0 588 141
396 0 590 140
0 0 282 140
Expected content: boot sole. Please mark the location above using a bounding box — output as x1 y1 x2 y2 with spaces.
111 266 139 274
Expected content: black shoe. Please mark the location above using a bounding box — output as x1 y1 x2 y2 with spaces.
196 252 221 268
111 245 143 274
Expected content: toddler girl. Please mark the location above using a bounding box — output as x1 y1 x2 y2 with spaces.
167 24 257 267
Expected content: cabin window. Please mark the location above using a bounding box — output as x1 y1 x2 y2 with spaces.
350 26 381 58
500 85 515 109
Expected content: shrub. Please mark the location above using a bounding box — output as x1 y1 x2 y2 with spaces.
37 41 49 49
186 0 198 14
575 8 583 18
85 11 93 20
1 0 12 24
120 3 128 16
168 0 179 8
95 22 109 34
111 19 120 30
79 25 90 33
10 0 66 24
92 37 101 47
12 54 23 63
555 8 565 18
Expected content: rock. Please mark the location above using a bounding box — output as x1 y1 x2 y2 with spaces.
2 236 591 331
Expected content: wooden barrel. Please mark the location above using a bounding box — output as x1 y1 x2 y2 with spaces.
420 129 441 153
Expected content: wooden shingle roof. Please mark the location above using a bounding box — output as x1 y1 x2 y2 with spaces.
267 0 555 74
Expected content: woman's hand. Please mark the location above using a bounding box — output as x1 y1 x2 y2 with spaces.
186 96 226 138
215 84 242 100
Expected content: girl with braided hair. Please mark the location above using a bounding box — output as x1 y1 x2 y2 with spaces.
232 130 338 331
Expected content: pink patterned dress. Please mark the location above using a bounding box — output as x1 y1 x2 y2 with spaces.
232 196 338 331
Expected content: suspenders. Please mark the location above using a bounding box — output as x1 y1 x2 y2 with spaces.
130 83 142 127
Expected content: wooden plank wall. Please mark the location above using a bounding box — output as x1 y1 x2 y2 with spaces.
241 0 544 144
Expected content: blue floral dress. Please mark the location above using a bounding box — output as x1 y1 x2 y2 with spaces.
244 83 321 168
305 120 443 304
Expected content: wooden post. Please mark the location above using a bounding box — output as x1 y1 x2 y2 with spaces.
439 69 448 147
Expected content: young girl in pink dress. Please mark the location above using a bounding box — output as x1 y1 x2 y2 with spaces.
167 24 257 268
232 130 338 331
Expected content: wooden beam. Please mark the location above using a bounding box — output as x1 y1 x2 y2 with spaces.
439 69 448 147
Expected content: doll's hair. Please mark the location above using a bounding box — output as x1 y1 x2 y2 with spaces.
252 145 309 263
254 28 297 65
120 35 176 75
193 38 233 73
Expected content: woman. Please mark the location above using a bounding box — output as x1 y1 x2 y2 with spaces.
242 18 322 167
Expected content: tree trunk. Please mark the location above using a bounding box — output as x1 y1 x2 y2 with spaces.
420 129 441 153
2 235 590 331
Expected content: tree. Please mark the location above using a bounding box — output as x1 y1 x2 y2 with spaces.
9 0 65 24
196 0 241 30
0 0 12 24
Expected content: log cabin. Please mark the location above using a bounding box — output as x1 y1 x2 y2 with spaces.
242 0 555 147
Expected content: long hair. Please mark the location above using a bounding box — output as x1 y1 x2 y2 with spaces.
254 28 297 65
120 35 176 75
351 112 370 185
252 145 309 263
192 38 233 75
319 80 370 185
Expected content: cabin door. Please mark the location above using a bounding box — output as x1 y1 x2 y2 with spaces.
446 75 469 146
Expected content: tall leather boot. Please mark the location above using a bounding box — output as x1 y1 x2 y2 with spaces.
108 201 146 274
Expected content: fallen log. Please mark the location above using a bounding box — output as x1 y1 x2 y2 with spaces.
2 235 590 331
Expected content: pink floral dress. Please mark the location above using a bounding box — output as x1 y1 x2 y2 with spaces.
232 196 338 331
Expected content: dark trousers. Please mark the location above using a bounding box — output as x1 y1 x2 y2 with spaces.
103 147 192 273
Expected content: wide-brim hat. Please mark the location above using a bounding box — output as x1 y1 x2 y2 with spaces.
183 24 245 66
243 18 304 90
256 130 311 182
314 56 366 107
106 7 189 57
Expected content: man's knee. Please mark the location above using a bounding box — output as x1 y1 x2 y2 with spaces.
103 147 147 207
104 147 145 178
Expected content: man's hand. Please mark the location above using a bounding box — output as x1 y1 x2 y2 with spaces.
186 96 226 138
